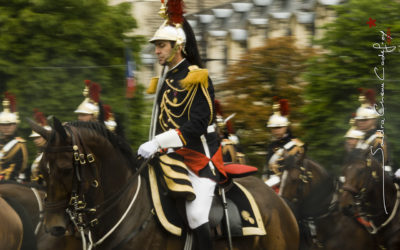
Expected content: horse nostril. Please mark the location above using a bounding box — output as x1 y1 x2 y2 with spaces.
50 226 66 237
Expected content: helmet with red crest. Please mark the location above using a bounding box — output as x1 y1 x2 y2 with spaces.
267 98 290 128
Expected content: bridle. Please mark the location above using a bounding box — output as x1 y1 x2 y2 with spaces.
43 125 148 249
341 160 400 234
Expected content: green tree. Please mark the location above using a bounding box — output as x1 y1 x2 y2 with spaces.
217 37 312 168
0 0 148 160
302 0 400 172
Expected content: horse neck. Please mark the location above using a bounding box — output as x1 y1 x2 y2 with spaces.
369 173 399 222
297 159 335 217
91 174 153 248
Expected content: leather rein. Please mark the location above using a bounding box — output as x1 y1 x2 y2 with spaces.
43 125 149 249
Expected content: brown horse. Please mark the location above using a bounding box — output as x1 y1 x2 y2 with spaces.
278 151 376 250
0 181 82 250
339 150 400 249
30 119 299 250
0 195 23 250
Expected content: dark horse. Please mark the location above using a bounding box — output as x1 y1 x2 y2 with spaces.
0 181 82 250
339 149 400 249
30 119 299 250
278 151 374 250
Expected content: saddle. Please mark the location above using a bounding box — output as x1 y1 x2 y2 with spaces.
147 153 266 238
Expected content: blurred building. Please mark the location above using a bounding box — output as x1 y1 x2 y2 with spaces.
110 0 342 87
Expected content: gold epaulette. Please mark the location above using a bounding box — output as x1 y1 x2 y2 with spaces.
15 137 26 143
146 77 159 94
375 131 384 138
292 138 304 147
180 65 208 90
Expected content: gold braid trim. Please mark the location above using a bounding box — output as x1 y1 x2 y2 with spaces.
147 77 159 94
200 83 213 125
179 66 209 90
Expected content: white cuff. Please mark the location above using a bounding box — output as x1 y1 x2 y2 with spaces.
155 130 183 149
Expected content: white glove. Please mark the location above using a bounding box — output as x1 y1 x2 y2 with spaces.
138 139 160 159
395 169 400 179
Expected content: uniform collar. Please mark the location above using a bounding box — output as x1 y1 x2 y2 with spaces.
168 58 187 72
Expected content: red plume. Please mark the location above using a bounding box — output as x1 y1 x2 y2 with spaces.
33 108 47 126
214 99 223 116
358 87 364 94
84 79 91 87
166 0 185 25
279 99 290 116
272 96 279 102
4 92 17 112
364 89 376 105
351 112 356 118
103 104 112 121
89 82 101 103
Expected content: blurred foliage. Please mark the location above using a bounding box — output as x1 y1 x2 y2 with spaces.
302 0 400 173
0 0 148 163
217 37 313 169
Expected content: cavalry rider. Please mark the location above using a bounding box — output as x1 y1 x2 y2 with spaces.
29 109 51 185
138 1 223 249
353 88 391 173
0 93 29 182
340 115 365 182
75 80 103 122
262 98 304 192
214 99 245 164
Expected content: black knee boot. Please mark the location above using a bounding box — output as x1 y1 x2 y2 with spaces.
193 222 214 250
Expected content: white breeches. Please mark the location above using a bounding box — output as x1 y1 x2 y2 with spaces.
185 169 216 229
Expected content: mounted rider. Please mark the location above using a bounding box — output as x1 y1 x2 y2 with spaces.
214 99 246 164
0 92 29 182
353 88 391 173
75 80 103 122
29 109 51 184
138 1 224 249
262 98 305 192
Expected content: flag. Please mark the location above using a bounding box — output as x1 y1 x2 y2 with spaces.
125 48 136 99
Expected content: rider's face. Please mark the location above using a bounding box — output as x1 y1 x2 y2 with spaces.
154 40 173 66
345 138 359 152
356 118 376 132
270 126 288 140
0 123 17 137
78 114 94 122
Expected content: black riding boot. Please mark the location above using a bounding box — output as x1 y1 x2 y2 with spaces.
193 222 214 250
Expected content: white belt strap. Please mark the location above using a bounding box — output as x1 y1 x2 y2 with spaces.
200 134 216 175
0 139 19 159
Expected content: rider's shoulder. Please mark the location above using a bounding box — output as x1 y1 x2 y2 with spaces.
180 65 209 90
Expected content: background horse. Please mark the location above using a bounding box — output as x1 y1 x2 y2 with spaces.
0 181 82 250
31 119 299 250
0 195 24 250
339 150 400 249
278 151 374 250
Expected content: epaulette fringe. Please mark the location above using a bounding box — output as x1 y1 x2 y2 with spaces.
147 77 159 94
180 66 208 90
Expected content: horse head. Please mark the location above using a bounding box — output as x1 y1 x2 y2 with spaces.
340 148 396 226
31 118 136 237
279 150 334 218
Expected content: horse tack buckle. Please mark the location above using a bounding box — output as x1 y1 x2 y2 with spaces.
87 154 95 163
79 154 86 164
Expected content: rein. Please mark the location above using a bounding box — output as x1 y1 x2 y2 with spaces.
31 187 44 235
342 163 400 234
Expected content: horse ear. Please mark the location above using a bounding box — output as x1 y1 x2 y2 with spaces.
52 117 67 141
27 118 51 140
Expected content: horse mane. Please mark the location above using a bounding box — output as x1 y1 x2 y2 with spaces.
64 121 137 171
